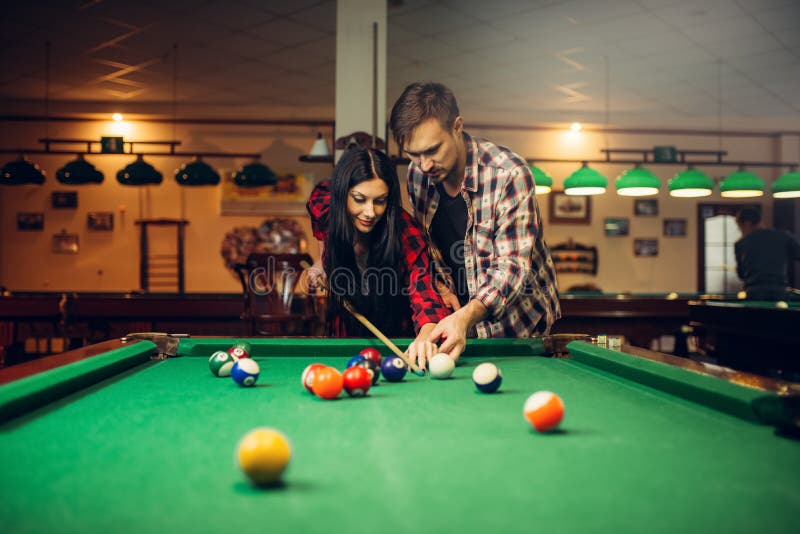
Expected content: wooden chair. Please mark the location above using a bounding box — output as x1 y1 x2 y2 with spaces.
233 253 319 336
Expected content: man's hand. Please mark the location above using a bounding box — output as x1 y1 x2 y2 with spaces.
406 323 438 371
426 300 488 362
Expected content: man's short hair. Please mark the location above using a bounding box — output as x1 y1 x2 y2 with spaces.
389 82 460 149
736 206 761 226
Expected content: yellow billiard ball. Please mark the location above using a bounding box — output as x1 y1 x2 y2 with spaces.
776 301 789 309
237 428 291 485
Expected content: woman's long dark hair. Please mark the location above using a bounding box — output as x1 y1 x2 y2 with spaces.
323 148 409 337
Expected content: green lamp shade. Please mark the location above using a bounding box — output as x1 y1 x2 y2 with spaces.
564 164 606 195
0 157 45 185
772 171 800 199
615 167 660 196
116 155 163 186
234 162 277 187
529 164 552 194
56 155 103 185
175 158 220 186
668 168 713 197
719 169 764 198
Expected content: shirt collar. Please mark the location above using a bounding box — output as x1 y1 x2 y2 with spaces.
462 131 478 193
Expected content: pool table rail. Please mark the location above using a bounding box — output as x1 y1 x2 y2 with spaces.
568 341 800 430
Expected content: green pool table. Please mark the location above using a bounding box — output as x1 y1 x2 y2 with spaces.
1 336 799 533
553 291 734 351
689 299 800 376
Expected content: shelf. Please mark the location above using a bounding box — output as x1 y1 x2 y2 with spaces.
298 155 333 164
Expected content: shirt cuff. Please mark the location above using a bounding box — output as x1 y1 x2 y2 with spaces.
475 285 506 318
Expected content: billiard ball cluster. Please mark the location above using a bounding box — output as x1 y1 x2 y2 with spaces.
208 341 260 387
301 347 385 400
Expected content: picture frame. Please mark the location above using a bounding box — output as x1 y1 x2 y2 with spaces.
220 171 316 216
549 191 591 224
87 212 114 231
634 198 658 216
663 218 687 237
604 217 630 236
52 191 78 209
17 212 44 231
634 238 658 257
52 231 79 254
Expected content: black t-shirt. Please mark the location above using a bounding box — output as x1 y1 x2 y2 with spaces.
735 228 800 290
430 183 469 305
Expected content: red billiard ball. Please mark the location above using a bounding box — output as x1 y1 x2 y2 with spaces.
342 366 372 397
301 363 327 393
228 346 249 359
359 347 382 366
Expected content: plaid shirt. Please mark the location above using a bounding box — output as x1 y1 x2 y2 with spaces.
406 132 561 338
307 181 450 336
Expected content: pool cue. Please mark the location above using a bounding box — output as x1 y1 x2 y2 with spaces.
302 262 426 376
339 298 426 376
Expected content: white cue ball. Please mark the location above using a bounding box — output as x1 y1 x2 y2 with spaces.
776 301 789 309
429 353 455 379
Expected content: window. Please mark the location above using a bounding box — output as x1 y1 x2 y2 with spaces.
697 204 760 293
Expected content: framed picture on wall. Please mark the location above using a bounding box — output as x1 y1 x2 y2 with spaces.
87 212 114 231
220 171 315 215
17 212 44 231
52 191 78 209
634 238 658 257
52 230 79 254
604 217 630 236
663 218 687 237
549 191 591 224
634 198 658 216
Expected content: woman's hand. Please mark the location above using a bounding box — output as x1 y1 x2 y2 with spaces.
406 323 439 371
306 260 327 291
435 280 462 311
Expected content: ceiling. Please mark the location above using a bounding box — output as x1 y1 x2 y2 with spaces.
1 0 799 129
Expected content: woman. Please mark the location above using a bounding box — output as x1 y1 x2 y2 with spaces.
306 147 449 365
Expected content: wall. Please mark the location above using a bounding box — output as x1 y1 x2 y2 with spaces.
1 119 331 293
1 118 794 294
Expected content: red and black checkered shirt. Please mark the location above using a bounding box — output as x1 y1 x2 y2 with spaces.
307 181 450 336
406 132 561 338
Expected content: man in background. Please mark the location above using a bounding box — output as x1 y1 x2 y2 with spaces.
734 206 800 300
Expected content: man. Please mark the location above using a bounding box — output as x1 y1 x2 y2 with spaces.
390 82 561 366
734 207 800 301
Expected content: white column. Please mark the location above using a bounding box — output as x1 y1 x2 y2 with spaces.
335 0 387 163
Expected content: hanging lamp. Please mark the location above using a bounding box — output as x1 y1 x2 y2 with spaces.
174 156 220 186
772 170 800 199
668 167 713 197
0 156 46 185
56 154 103 185
719 167 764 198
234 161 277 187
116 155 163 185
529 164 552 194
615 165 660 196
564 163 607 195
